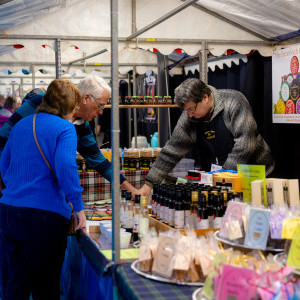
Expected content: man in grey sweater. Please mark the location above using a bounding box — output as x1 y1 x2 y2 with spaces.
139 78 275 197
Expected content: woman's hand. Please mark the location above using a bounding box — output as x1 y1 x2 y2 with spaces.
75 210 87 233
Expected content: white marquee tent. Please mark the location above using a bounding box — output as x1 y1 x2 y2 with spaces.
0 0 299 91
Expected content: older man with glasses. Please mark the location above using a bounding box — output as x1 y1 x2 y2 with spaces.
0 75 138 196
139 78 275 198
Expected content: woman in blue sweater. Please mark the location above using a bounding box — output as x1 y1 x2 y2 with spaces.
0 79 85 299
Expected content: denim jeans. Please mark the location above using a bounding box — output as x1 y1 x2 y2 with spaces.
0 203 69 300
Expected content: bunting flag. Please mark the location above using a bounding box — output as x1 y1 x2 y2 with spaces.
0 44 24 56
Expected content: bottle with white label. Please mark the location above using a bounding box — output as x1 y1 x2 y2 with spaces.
213 195 223 229
133 195 141 241
196 206 209 229
168 191 175 227
120 189 127 228
151 184 158 218
139 196 149 238
174 190 184 229
164 190 170 224
184 190 191 228
124 191 133 233
159 186 166 223
190 191 198 229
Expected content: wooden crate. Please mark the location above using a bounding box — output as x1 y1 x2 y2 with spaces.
148 216 219 237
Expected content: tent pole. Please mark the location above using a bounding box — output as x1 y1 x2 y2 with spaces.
133 66 138 148
127 0 198 40
111 0 120 265
200 42 208 83
31 65 35 89
68 49 107 65
128 73 132 147
55 39 61 79
164 55 171 139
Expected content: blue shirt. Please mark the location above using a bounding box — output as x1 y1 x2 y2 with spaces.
0 113 84 219
0 93 126 183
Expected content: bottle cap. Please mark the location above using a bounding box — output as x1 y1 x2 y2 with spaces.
141 196 147 207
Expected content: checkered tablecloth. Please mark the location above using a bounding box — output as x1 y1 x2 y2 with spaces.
79 170 148 204
115 263 198 300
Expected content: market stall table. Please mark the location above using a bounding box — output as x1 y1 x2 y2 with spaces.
61 229 200 300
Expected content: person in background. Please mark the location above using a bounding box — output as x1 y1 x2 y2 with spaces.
0 79 85 299
0 75 138 195
0 95 5 109
139 78 275 198
0 96 18 128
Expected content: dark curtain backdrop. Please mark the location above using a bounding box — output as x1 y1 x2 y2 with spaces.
169 51 300 180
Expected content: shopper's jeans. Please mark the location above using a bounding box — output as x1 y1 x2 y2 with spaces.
0 203 69 300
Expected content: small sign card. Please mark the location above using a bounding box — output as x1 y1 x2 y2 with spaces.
287 223 300 270
214 264 255 300
244 208 271 250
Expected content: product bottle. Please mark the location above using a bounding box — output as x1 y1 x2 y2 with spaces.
152 184 158 218
120 189 127 228
168 190 175 227
190 191 198 229
139 196 150 238
160 186 166 223
156 186 161 220
174 190 184 229
164 189 170 224
184 189 191 228
133 195 141 242
213 195 223 229
196 206 209 229
207 192 215 228
124 191 133 233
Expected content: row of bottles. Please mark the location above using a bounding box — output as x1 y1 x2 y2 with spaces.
151 183 243 230
120 190 149 242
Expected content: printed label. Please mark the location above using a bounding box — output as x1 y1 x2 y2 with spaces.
286 99 295 114
214 217 223 229
139 217 149 236
164 206 169 223
133 214 140 233
169 208 175 227
175 210 185 229
185 210 191 227
197 218 209 229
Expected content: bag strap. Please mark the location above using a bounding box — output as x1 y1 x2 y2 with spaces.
32 114 74 213
33 114 58 182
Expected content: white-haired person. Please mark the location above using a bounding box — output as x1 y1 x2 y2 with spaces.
0 75 139 195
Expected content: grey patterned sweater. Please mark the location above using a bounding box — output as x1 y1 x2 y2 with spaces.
145 86 275 185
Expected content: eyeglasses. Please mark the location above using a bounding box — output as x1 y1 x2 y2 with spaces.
183 102 198 113
89 95 106 110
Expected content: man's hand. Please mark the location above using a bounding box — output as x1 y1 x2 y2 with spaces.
139 183 152 199
120 180 139 198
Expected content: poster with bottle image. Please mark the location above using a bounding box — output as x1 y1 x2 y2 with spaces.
272 44 300 123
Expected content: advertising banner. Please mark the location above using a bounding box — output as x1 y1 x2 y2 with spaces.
272 45 300 123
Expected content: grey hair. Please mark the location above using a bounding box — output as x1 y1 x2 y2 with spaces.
174 78 211 109
77 75 111 99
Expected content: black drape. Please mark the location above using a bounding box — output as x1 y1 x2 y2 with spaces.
168 51 300 180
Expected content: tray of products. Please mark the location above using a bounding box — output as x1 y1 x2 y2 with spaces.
214 230 285 252
131 260 204 287
274 252 300 276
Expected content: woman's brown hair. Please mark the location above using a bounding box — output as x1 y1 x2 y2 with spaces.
37 79 81 117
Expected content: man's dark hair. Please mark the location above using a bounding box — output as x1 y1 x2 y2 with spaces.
174 78 211 109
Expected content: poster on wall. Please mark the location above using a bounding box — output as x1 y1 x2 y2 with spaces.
272 44 300 124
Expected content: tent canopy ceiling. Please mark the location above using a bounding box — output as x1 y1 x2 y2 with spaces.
0 0 299 76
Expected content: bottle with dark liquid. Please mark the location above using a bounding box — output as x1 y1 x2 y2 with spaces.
168 190 175 227
124 191 133 233
174 190 184 229
184 189 191 228
133 195 141 241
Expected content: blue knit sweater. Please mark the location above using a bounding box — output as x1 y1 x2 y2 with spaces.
0 113 84 219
